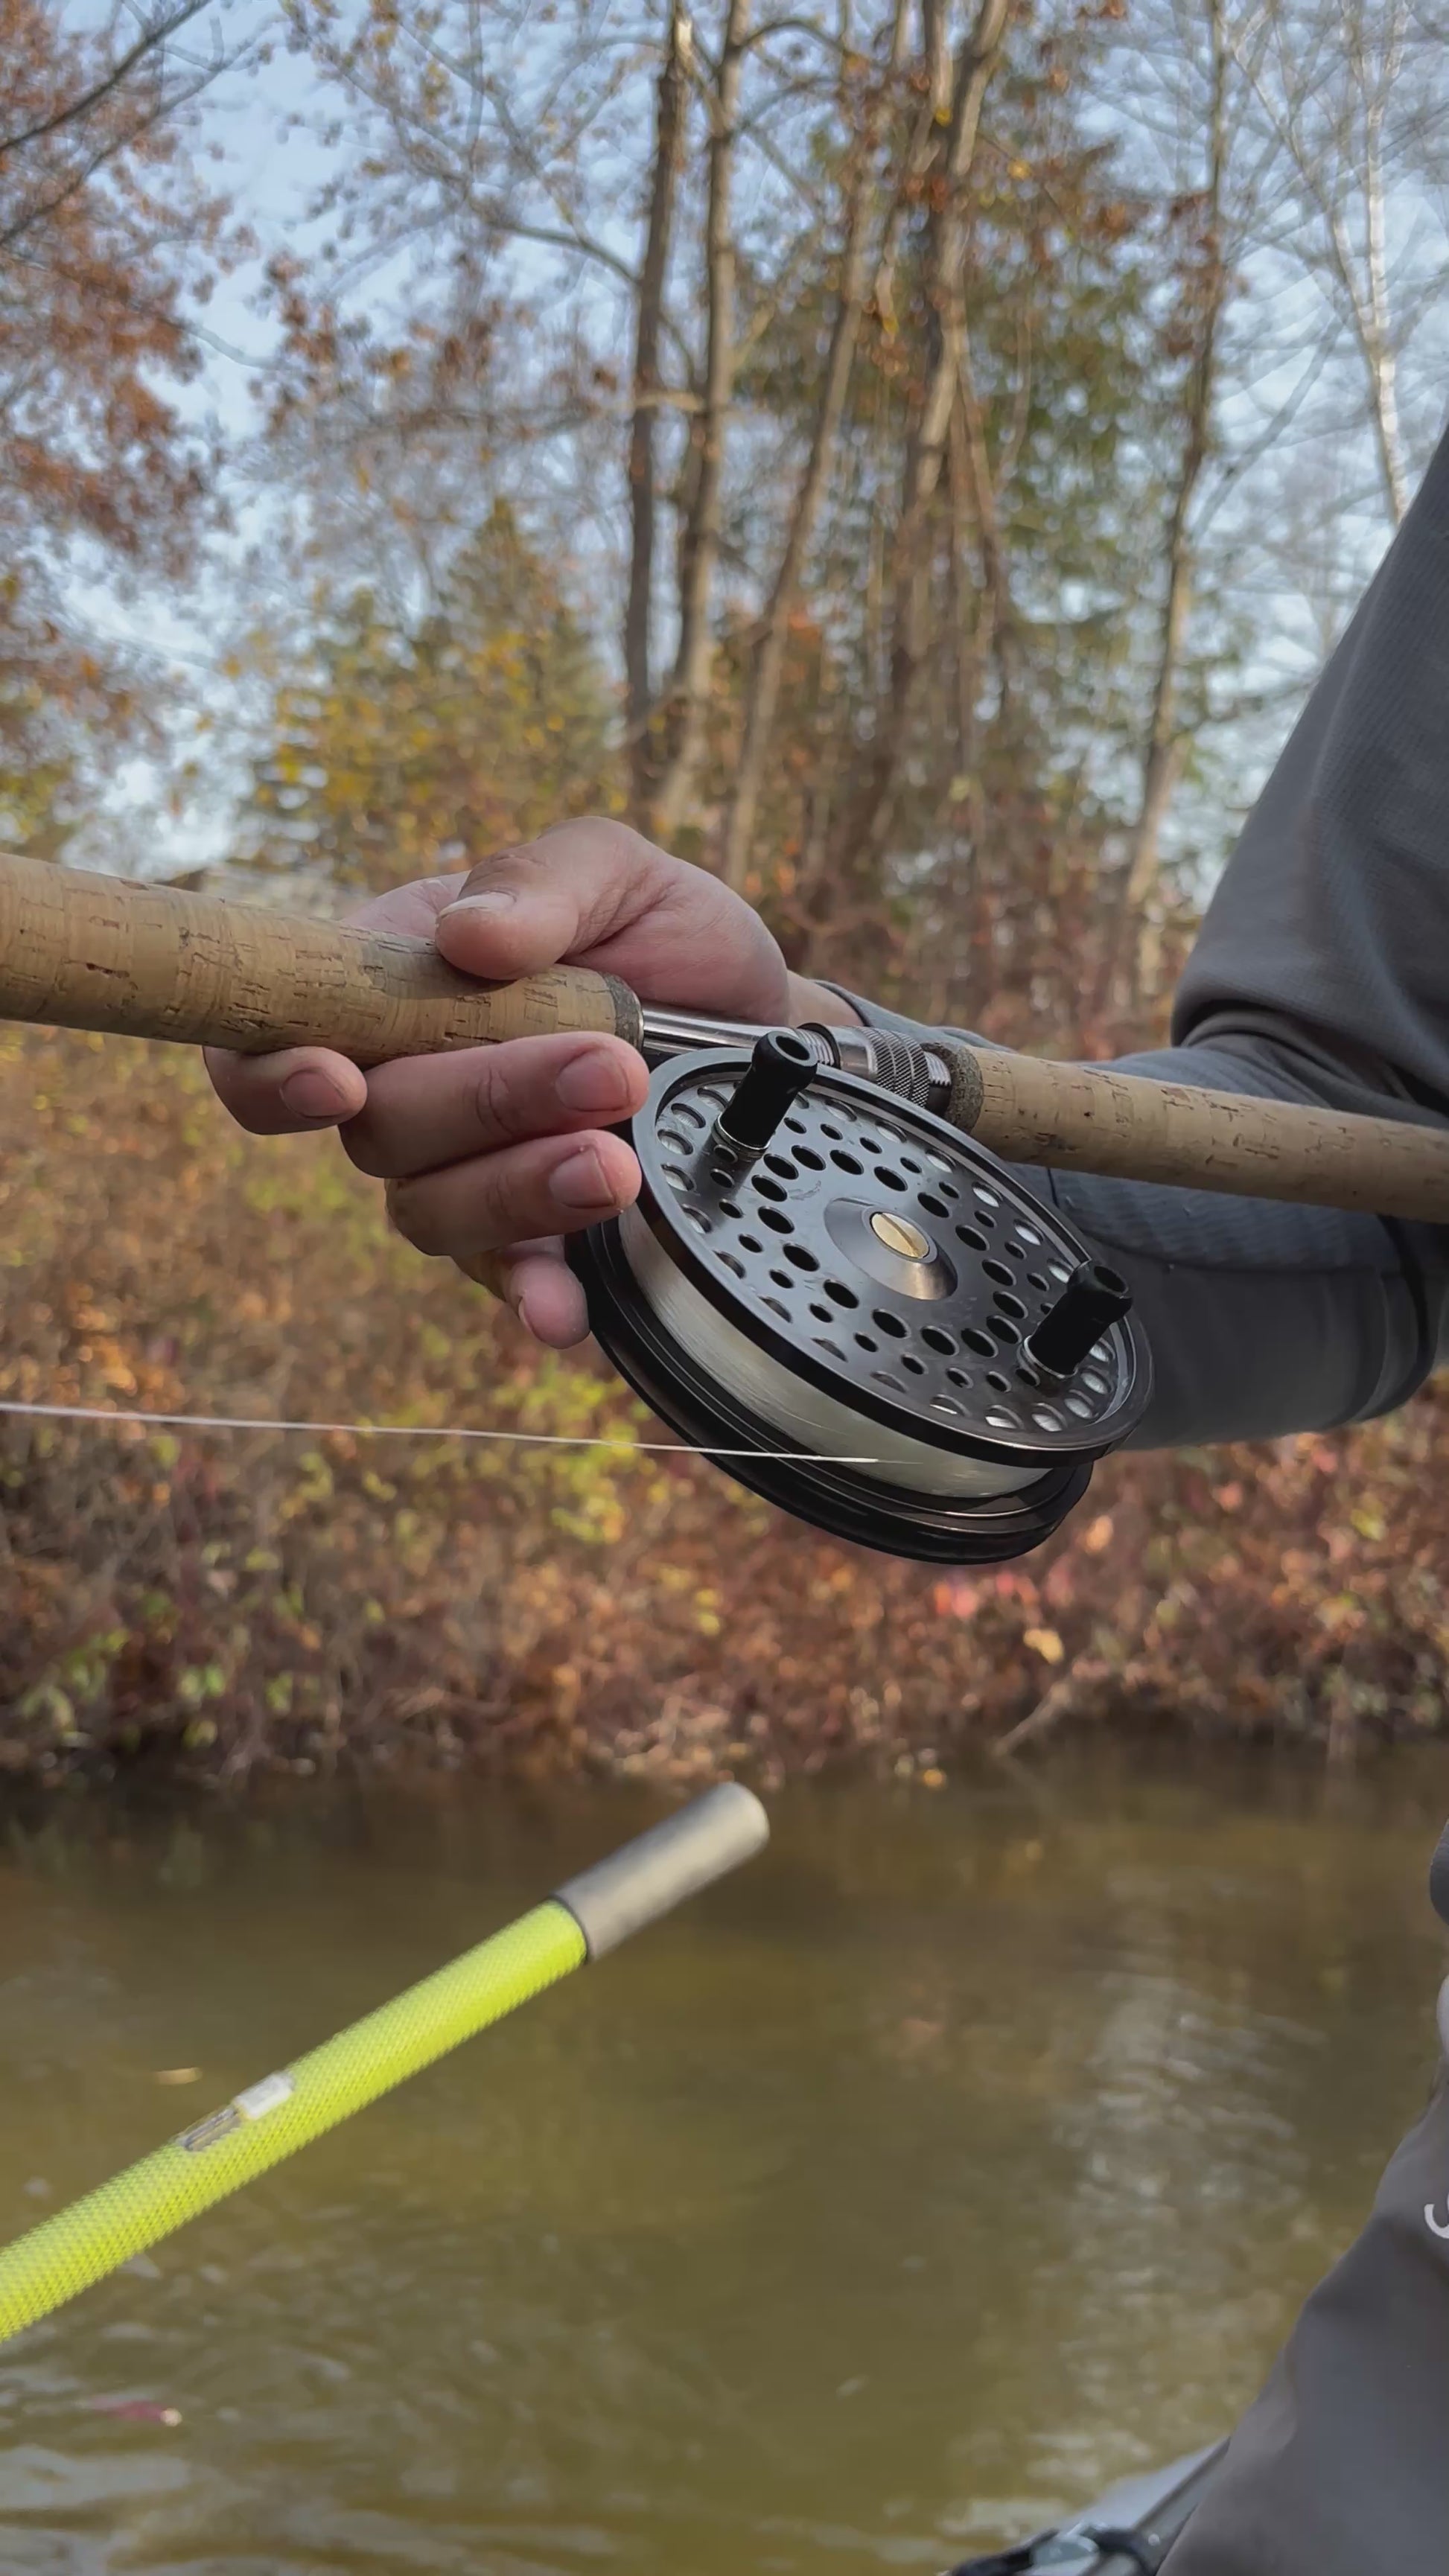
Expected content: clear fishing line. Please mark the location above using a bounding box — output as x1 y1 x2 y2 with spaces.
0 1397 878 1464
617 1206 1032 1499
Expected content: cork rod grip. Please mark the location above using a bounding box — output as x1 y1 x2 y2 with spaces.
7 855 1449 1221
0 855 642 1062
945 1042 1449 1224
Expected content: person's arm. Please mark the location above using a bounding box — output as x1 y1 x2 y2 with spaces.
833 427 1449 1447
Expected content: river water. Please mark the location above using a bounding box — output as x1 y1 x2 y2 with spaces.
2 1753 1447 2575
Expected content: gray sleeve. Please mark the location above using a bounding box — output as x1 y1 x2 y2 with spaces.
836 427 1449 1452
1159 2051 1449 2576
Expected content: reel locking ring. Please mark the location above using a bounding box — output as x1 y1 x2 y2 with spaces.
568 1040 1151 1564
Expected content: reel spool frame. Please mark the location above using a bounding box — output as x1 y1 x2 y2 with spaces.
570 1037 1151 1564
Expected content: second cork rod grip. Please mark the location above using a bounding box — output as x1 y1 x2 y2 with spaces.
0 852 642 1063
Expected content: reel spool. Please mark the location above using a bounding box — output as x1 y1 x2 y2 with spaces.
568 1036 1152 1563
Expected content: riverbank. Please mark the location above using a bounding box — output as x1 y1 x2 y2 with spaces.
4 1023 1447 1789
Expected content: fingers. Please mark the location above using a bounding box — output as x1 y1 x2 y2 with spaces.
388 1126 640 1267
204 1045 368 1135
203 821 794 1362
433 817 672 981
209 814 790 1160
507 1249 590 1347
359 1033 643 1350
347 873 467 937
459 1241 592 1350
433 814 792 1021
343 1031 648 1181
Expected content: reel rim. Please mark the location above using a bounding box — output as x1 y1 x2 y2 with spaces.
564 1039 1152 1565
623 1048 1150 1470
567 1212 1095 1563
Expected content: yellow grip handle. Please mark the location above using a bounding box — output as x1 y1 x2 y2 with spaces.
0 1902 586 2347
0 1787 769 2347
0 853 642 1063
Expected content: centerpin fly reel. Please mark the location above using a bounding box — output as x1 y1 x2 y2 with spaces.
568 1031 1152 1563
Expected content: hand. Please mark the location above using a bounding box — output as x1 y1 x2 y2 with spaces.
206 816 858 1347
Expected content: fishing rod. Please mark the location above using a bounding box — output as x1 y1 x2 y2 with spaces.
0 1785 768 2346
8 852 1449 1216
4 850 1448 1566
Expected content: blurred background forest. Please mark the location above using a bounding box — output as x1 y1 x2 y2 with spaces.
4 0 1449 1785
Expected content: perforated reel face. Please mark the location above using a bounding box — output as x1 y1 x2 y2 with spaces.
570 1048 1151 1563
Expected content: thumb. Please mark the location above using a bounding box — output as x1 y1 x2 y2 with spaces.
433 817 673 981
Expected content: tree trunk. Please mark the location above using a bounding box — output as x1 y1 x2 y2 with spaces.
1111 0 1229 995
625 3 690 823
835 0 1011 876
1117 450 1203 922
1357 31 1408 526
649 0 751 847
719 6 908 894
869 0 949 343
955 316 1011 701
940 379 996 1012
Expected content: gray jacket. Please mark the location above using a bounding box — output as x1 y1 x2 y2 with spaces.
850 425 1449 1455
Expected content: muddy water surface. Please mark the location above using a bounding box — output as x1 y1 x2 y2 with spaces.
2 1753 1447 2572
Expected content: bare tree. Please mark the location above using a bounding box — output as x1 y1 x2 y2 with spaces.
718 2 910 892
1232 0 1439 531
249 0 1447 1048
834 0 1012 873
625 2 692 820
1115 0 1232 952
649 0 752 844
1100 0 1449 990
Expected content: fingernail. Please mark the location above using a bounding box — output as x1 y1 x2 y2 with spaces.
555 1048 631 1113
281 1069 348 1120
441 890 516 919
550 1147 615 1211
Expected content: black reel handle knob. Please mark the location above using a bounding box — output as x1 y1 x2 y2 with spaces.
1024 1258 1133 1378
713 1027 817 1157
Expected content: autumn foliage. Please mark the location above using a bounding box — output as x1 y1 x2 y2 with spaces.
4 4 1448 1788
3 1022 1445 1789
0 0 242 855
242 506 620 891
